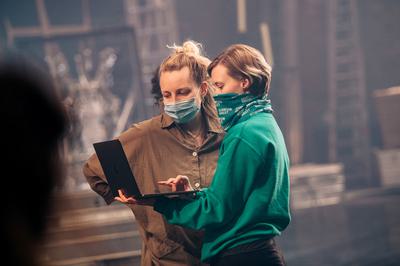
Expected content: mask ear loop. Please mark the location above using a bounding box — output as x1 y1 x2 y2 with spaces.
196 81 209 108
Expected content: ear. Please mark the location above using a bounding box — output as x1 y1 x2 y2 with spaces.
241 78 250 90
199 82 208 97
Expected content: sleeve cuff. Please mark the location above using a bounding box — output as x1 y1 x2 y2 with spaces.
103 190 115 205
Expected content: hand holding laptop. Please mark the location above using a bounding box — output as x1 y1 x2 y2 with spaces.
115 175 195 206
115 189 156 206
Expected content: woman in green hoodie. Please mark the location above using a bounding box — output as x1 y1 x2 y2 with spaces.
125 44 291 266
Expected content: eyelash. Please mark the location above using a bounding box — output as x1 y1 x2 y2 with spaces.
162 91 189 98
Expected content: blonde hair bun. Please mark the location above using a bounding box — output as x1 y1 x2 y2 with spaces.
160 39 210 85
168 40 203 56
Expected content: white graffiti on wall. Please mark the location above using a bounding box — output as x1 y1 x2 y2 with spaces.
45 44 120 189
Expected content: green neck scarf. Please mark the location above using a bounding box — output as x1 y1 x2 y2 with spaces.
213 92 273 131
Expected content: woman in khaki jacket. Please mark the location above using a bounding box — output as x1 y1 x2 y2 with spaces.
83 40 224 266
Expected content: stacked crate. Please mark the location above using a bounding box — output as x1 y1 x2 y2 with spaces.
290 164 345 210
373 86 400 187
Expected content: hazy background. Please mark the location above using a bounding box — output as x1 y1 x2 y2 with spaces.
1 0 399 265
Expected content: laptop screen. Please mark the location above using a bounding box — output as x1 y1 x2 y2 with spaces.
93 139 142 198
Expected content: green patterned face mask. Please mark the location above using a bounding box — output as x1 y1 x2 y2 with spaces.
213 93 273 131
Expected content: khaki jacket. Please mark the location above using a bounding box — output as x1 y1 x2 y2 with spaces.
83 112 224 265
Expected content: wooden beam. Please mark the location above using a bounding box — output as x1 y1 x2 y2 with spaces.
237 0 247 33
259 22 274 67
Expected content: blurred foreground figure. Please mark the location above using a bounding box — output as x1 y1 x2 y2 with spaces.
0 55 67 266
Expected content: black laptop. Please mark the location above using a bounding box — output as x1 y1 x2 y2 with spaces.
93 139 197 199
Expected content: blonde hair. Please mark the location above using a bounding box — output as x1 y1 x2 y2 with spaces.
160 41 210 86
159 40 218 121
208 44 272 95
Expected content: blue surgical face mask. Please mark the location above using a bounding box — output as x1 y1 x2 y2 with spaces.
164 98 200 124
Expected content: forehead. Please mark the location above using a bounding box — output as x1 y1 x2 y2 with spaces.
159 67 193 91
210 64 230 81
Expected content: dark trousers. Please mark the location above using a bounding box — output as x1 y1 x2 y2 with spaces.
210 238 286 266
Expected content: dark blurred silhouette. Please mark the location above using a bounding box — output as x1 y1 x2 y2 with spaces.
0 54 68 266
150 66 163 108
